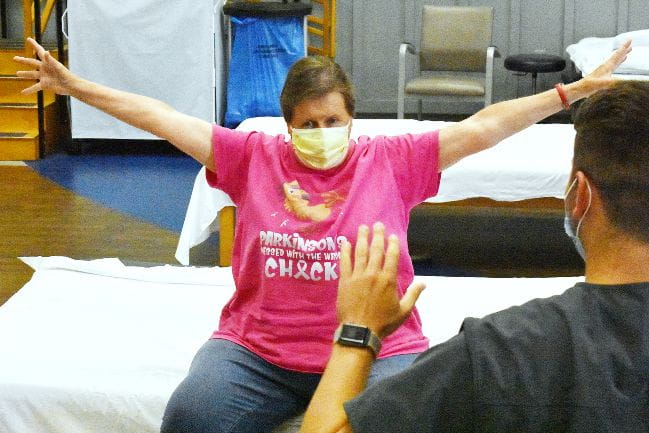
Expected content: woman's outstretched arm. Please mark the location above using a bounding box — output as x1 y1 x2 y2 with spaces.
14 38 215 171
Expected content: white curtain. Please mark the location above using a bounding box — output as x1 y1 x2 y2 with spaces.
68 0 224 139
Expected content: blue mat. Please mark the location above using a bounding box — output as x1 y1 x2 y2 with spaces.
27 146 201 233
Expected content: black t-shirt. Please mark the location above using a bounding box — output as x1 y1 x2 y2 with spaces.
345 282 649 432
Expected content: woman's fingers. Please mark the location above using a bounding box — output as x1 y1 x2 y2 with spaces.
26 37 46 59
609 40 632 69
619 39 632 55
14 40 70 95
13 56 41 68
21 82 42 95
593 39 632 77
13 52 43 94
16 70 39 80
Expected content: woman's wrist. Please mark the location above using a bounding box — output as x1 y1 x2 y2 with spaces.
63 73 85 98
561 80 588 107
554 84 570 110
564 76 605 105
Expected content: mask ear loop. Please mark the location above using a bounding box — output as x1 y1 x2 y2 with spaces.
575 179 592 238
564 177 577 214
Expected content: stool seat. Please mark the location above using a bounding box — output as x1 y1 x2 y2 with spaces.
504 53 566 74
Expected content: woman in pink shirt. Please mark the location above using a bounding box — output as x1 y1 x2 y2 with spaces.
15 38 631 433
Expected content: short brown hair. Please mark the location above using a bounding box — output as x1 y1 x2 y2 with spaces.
573 81 649 243
280 55 355 123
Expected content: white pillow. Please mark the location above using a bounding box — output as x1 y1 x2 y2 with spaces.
614 29 649 48
616 46 649 74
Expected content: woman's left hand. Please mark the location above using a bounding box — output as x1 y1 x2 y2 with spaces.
580 39 632 96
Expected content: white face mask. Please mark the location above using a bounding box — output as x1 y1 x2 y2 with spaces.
291 123 350 170
563 177 592 260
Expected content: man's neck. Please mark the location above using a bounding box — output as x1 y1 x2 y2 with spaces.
584 237 649 285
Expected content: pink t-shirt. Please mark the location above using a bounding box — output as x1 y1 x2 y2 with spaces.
207 124 441 373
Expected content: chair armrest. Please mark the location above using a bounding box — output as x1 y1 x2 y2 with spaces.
397 43 417 118
485 46 497 105
400 42 417 56
398 43 417 79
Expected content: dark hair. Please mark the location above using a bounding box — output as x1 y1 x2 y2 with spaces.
280 55 355 123
573 81 649 243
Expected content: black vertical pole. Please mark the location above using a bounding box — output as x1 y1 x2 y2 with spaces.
55 0 65 64
1 0 7 39
55 0 71 153
34 0 45 157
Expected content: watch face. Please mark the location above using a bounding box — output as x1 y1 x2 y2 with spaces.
341 324 368 345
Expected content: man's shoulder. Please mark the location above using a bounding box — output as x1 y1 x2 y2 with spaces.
461 284 583 339
458 282 649 431
459 285 584 395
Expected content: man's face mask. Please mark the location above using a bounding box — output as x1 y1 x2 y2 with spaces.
291 123 350 170
563 177 592 260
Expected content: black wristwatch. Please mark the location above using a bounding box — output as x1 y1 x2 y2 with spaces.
333 323 382 357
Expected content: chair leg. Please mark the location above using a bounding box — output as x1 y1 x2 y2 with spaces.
397 92 405 119
417 100 423 121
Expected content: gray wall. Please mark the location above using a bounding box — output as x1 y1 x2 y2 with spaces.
335 0 649 115
6 0 648 115
4 0 62 42
5 0 24 38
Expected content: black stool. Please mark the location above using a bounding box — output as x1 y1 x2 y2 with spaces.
504 53 566 94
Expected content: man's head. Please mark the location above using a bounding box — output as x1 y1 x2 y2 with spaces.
571 81 649 244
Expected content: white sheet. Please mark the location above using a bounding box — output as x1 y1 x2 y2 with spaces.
176 117 576 264
68 0 222 139
566 29 649 80
0 256 582 433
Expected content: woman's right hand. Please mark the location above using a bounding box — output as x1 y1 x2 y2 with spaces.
14 37 75 96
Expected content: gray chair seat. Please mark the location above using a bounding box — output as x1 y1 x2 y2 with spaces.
405 76 486 96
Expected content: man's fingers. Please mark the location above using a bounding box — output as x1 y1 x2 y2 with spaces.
339 240 352 282
354 225 370 271
399 281 426 314
366 222 385 272
382 234 400 277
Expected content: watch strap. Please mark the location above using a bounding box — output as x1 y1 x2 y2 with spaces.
333 323 382 357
